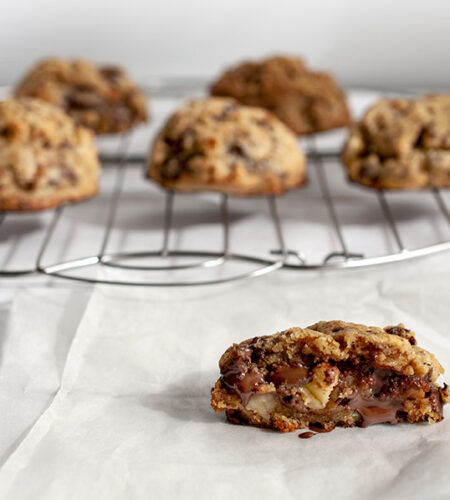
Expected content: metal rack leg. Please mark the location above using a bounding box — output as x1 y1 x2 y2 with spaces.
376 190 407 253
100 190 227 271
316 161 349 256
98 134 132 260
432 188 450 226
36 205 66 270
160 190 174 257
161 192 230 260
267 196 287 263
221 194 230 258
0 211 36 275
309 137 363 263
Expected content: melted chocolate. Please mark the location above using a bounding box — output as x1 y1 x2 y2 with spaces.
298 431 315 439
372 368 392 394
298 423 335 440
268 364 309 386
221 353 265 405
308 423 335 433
349 394 402 427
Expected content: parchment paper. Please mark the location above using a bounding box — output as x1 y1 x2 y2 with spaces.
1 264 449 499
0 289 92 466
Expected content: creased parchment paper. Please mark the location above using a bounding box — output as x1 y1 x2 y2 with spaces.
1 266 449 500
0 289 92 467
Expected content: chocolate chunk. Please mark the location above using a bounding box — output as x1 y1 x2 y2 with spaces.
268 363 309 386
228 143 247 158
65 91 100 111
385 325 416 345
101 66 122 82
221 352 265 405
0 126 15 139
216 103 239 121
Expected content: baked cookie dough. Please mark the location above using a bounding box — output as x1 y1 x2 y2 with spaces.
15 58 148 135
147 97 306 195
0 98 100 211
211 55 350 135
343 95 450 189
211 321 449 433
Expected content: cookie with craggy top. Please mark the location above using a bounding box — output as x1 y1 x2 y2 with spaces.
211 320 449 433
211 55 350 135
0 98 100 211
147 97 306 195
15 58 148 135
343 95 450 189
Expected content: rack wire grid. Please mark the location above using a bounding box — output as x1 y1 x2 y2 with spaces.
0 81 449 286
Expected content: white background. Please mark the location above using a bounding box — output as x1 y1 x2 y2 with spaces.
1 0 449 89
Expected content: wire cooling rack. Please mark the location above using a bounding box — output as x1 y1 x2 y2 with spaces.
0 81 449 286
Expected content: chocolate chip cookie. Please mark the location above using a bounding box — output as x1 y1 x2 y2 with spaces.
0 98 100 211
147 97 306 195
343 95 450 189
15 58 148 135
211 56 350 135
211 321 449 433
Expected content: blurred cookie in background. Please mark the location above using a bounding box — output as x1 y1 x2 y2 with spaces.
343 95 450 189
0 98 100 211
15 58 148 135
147 97 306 196
211 55 350 135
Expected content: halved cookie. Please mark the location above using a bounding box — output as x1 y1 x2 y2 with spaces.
211 55 350 135
147 97 306 195
211 321 449 432
15 58 148 135
0 98 100 211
